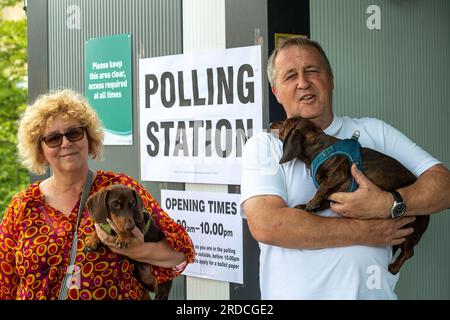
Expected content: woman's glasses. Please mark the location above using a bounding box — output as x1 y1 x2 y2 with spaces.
40 126 86 148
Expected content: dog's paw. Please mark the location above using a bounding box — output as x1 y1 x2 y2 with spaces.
294 204 307 210
388 263 400 275
116 238 129 249
84 236 99 252
305 202 320 212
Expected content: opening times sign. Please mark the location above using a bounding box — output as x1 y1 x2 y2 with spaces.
139 45 263 185
161 190 243 284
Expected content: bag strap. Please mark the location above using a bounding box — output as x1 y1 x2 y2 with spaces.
58 169 94 300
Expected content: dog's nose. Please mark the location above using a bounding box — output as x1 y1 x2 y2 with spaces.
125 222 135 232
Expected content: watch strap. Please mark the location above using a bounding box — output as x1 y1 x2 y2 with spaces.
391 190 403 203
390 190 406 218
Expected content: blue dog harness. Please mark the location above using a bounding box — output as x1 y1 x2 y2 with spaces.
310 131 364 192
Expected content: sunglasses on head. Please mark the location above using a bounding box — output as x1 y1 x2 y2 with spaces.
40 126 86 148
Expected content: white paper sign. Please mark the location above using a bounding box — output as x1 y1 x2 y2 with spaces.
161 190 243 284
139 46 263 184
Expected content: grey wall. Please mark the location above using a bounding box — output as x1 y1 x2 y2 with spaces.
225 0 269 299
46 0 185 299
311 0 450 299
226 0 270 127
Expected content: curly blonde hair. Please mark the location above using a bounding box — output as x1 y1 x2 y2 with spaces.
18 89 104 175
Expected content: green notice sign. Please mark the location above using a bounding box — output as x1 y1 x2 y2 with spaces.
85 34 132 145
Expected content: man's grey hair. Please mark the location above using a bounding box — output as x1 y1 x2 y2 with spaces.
267 37 333 87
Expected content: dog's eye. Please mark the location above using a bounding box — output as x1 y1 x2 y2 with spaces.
111 201 121 209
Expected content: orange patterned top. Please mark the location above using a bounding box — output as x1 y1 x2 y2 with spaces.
0 170 195 300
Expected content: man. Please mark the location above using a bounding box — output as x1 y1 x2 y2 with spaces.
240 37 450 299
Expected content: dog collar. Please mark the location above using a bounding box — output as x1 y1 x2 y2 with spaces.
310 131 364 192
99 223 113 235
99 217 152 236
142 217 152 235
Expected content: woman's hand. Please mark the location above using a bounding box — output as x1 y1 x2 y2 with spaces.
94 219 186 268
95 219 147 259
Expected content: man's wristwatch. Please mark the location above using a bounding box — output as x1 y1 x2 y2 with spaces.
390 190 406 218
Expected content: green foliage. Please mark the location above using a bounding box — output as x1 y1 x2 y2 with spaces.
0 2 28 220
0 0 21 7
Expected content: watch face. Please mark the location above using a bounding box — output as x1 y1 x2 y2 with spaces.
392 203 406 217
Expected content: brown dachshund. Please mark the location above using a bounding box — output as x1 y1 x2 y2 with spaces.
270 117 429 274
85 184 172 300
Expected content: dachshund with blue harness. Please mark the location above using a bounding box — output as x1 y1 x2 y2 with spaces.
270 117 429 274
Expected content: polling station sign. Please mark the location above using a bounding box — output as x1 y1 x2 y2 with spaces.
139 46 263 185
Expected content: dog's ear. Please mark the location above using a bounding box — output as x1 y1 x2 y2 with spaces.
268 121 285 139
279 128 304 164
86 189 109 223
132 189 144 224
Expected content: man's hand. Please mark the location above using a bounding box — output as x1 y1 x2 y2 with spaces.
358 216 416 246
328 164 392 219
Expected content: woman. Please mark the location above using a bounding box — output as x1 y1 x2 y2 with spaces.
0 90 195 300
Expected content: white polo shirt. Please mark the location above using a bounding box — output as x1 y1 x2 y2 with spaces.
240 115 440 299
